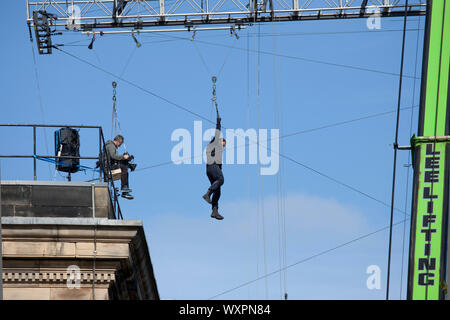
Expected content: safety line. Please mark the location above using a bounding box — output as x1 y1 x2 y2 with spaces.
147 32 422 80
53 46 408 216
386 0 409 300
30 37 52 178
255 22 269 299
138 28 424 43
399 14 422 300
208 217 410 300
136 105 419 173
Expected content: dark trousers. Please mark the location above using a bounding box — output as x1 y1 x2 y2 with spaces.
207 164 224 209
106 162 129 189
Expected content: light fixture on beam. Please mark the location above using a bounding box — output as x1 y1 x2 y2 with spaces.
82 26 247 36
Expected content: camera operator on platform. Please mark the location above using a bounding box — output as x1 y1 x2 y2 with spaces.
103 134 135 200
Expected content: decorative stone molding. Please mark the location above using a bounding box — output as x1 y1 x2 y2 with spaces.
1 217 160 300
2 271 116 284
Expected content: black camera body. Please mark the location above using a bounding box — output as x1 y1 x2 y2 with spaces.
121 153 137 172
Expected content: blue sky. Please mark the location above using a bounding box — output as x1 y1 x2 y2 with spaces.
0 2 426 299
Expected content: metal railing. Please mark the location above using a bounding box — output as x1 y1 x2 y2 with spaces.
0 124 123 220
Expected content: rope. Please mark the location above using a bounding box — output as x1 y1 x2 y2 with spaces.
191 30 238 79
399 14 422 299
111 82 117 139
255 22 269 299
217 37 238 77
29 31 52 178
191 32 239 123
192 41 212 75
252 26 261 298
386 0 409 300
120 46 138 78
245 27 253 299
147 33 422 80
54 46 214 123
53 46 409 216
136 105 419 173
273 25 283 300
111 81 127 152
272 21 288 300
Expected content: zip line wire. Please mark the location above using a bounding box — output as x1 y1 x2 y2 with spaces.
135 105 419 172
53 46 412 217
53 46 211 122
386 0 409 300
145 32 422 80
57 28 425 81
30 20 422 299
208 216 411 300
280 105 418 139
271 22 288 300
138 27 424 43
51 45 413 217
30 32 52 178
399 14 422 300
255 22 269 299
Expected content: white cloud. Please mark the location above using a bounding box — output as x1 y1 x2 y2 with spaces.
145 192 373 299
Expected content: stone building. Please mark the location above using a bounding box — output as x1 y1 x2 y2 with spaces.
0 180 159 300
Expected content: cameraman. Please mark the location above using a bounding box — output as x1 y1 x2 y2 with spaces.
103 135 134 200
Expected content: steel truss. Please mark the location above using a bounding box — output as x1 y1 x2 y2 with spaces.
27 0 426 31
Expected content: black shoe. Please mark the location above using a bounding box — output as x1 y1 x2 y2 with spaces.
202 191 212 204
121 193 134 200
211 207 224 220
121 187 132 193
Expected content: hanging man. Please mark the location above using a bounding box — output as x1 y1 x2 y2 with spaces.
103 135 134 200
203 116 226 220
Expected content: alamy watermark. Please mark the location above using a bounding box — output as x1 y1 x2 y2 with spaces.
66 265 81 289
366 6 382 30
66 5 81 31
366 265 381 290
171 121 280 175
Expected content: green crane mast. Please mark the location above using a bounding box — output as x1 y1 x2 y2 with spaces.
408 0 450 300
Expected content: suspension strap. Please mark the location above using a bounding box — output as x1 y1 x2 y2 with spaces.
111 81 128 152
111 81 118 139
211 76 219 118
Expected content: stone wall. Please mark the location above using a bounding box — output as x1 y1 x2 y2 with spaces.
1 217 159 300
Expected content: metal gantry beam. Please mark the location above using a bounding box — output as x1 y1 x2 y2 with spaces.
26 0 426 31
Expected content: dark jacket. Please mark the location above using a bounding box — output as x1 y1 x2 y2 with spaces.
206 118 223 168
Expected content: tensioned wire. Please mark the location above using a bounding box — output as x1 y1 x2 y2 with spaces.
386 0 409 300
141 30 423 79
254 22 269 299
208 217 411 299
51 23 420 298
399 13 422 300
55 41 413 217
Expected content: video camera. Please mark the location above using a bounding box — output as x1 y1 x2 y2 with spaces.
120 152 137 172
